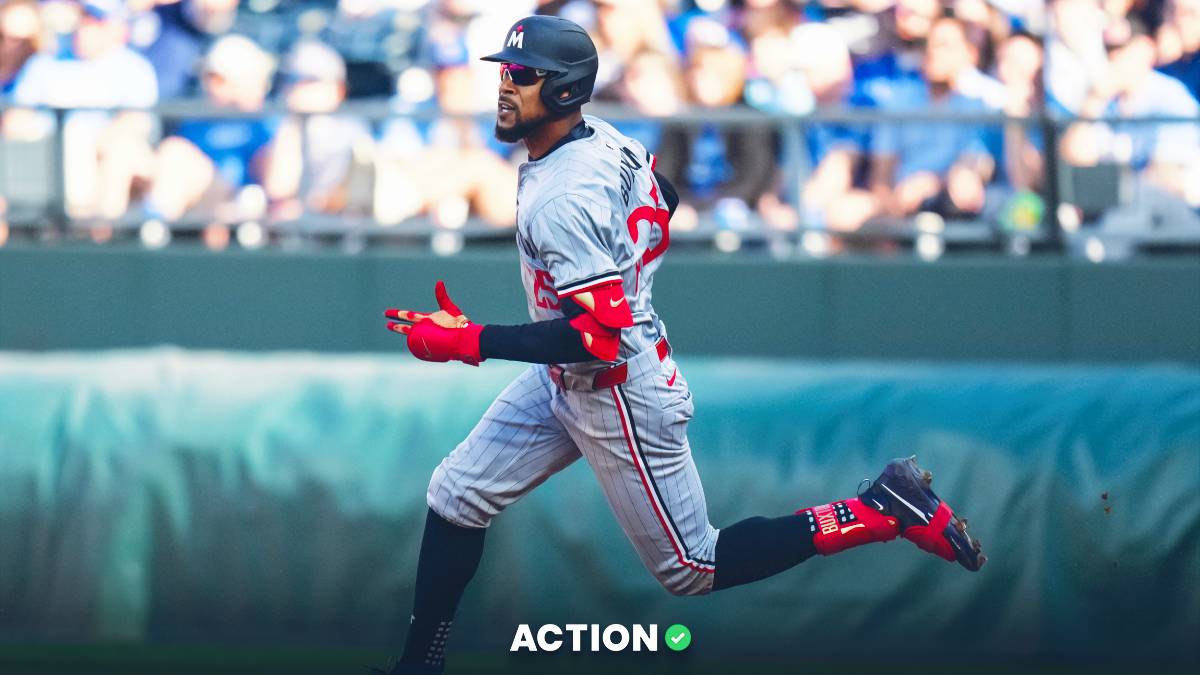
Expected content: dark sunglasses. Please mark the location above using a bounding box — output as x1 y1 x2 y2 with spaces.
501 62 548 87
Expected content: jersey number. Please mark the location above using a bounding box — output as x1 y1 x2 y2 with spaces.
532 269 560 310
624 168 670 285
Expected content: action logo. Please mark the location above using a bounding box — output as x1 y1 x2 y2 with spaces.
510 623 692 652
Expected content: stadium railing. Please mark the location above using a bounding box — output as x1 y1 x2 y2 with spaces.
0 100 1197 260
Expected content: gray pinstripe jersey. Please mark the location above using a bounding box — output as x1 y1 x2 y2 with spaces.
514 115 671 375
425 115 719 597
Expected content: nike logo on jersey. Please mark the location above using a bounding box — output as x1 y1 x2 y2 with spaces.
666 368 677 386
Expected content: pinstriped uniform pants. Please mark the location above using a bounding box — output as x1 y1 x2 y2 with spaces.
426 349 719 596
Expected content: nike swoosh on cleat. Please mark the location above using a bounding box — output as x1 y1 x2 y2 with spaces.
878 483 931 524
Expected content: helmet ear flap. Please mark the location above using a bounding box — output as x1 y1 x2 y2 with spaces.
539 68 593 115
540 71 573 115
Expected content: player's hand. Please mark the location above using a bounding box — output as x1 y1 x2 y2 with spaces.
384 281 484 366
385 280 471 331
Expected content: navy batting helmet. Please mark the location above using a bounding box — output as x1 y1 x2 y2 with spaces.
481 15 598 116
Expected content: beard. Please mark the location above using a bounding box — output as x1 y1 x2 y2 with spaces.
494 109 550 143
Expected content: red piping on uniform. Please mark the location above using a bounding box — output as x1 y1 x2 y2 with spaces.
610 388 715 575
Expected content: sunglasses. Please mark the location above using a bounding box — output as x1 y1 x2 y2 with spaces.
501 62 548 87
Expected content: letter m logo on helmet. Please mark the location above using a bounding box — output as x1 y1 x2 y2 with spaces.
507 27 524 49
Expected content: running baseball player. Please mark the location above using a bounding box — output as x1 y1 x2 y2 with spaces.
376 16 984 675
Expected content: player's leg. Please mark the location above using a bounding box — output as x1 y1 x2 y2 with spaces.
714 463 987 590
555 356 719 596
716 455 988 588
392 365 580 674
560 354 986 598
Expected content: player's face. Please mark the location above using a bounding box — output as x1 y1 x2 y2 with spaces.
495 62 551 143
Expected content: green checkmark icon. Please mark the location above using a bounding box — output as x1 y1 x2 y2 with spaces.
664 624 691 651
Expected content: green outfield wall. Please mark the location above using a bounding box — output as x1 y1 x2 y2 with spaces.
0 351 1196 664
0 246 1197 362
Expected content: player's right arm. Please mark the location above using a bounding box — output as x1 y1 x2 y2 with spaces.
477 290 626 363
385 193 645 365
386 281 632 365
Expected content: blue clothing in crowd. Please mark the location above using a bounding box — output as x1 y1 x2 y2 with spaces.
1157 53 1200 112
685 123 733 200
803 86 876 168
136 2 208 99
612 120 663 156
1103 70 1200 171
175 118 277 187
866 77 991 180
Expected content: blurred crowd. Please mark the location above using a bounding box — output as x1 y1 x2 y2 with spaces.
0 0 1197 241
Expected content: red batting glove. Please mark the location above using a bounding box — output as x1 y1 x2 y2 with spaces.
404 319 484 366
385 281 485 366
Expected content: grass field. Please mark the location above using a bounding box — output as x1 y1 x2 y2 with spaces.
0 644 1193 675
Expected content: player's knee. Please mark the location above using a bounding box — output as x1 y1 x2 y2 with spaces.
426 463 497 529
655 567 712 597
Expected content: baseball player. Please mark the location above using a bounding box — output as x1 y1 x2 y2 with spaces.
376 16 984 675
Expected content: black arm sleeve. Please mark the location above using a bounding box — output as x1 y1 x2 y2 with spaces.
477 299 596 364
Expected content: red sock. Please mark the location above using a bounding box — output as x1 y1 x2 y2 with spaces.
796 498 900 556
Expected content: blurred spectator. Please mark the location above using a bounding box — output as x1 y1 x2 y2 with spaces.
0 0 41 223
1158 0 1200 101
596 48 685 154
0 0 40 94
656 18 775 229
264 39 373 218
375 28 517 228
736 0 803 44
130 0 240 99
144 34 276 222
871 16 996 219
790 23 880 232
591 0 674 91
995 31 1045 193
10 0 158 219
1059 18 1200 206
317 0 430 97
742 10 812 115
13 0 157 108
950 22 1007 107
856 0 940 105
1045 0 1109 114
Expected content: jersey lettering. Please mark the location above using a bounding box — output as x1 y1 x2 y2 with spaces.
516 227 538 261
617 146 642 208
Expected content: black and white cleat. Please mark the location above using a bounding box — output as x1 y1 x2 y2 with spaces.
860 456 986 571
